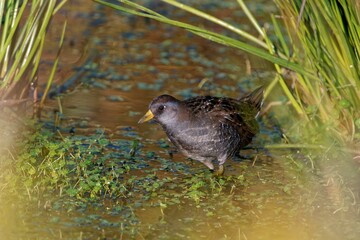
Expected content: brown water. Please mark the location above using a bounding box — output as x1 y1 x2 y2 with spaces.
1 0 360 239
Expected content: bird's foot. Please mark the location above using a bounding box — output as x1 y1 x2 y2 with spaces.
214 165 225 176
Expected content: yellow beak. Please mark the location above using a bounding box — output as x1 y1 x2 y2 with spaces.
138 110 154 123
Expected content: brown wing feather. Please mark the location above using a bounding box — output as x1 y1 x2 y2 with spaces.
184 96 259 137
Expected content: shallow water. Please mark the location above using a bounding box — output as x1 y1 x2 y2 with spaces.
1 0 360 239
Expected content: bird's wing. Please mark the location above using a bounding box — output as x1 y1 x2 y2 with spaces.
184 96 259 134
213 99 259 135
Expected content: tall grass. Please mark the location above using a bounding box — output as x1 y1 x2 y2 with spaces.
0 0 67 114
275 0 360 142
94 0 360 147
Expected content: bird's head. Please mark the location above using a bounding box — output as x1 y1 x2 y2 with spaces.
138 95 181 126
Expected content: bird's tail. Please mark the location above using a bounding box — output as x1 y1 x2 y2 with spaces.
240 86 264 113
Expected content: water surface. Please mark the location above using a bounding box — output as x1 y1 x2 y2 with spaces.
1 0 359 239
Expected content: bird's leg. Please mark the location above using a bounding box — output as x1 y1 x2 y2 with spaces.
201 160 214 171
201 159 224 176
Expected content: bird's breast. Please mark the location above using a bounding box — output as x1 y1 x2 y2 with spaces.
162 119 241 157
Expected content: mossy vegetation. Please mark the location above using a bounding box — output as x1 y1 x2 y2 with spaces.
2 122 247 201
1 119 321 238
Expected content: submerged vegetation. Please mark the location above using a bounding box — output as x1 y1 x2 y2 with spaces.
3 123 246 201
3 119 358 238
94 0 360 147
5 119 340 238
0 122 272 238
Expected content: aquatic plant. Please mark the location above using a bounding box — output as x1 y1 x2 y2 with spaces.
0 123 237 202
0 0 67 114
94 0 360 148
3 120 357 238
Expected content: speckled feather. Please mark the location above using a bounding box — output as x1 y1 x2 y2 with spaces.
141 86 264 172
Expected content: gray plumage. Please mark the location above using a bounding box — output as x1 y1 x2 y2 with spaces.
139 86 264 174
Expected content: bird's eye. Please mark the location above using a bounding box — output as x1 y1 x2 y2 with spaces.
158 105 166 111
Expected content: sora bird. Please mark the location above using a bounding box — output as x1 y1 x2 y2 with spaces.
138 86 264 175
